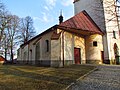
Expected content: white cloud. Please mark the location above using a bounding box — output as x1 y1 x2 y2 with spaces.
43 13 49 23
44 6 49 11
33 16 41 21
33 13 49 23
40 12 50 23
45 0 56 7
61 0 73 6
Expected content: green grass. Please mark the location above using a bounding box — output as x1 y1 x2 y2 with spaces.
0 64 95 90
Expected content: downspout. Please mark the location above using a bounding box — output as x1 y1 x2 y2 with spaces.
62 31 65 67
59 10 64 66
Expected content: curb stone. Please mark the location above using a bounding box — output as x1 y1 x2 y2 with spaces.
64 68 98 90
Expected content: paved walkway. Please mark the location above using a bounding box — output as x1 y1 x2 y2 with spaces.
68 65 120 90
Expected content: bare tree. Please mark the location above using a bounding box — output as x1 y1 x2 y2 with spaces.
0 2 11 59
6 15 20 62
19 16 35 44
0 1 35 62
0 2 9 40
90 0 120 30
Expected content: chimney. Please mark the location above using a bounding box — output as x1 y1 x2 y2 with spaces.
59 10 63 24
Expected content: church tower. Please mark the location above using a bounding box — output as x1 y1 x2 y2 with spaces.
74 0 120 64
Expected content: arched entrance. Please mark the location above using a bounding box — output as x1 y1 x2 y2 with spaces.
114 43 120 64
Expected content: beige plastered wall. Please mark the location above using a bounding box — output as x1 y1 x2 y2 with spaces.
85 34 103 64
64 31 86 64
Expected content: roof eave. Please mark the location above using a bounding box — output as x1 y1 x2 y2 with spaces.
57 25 103 36
20 25 58 47
73 0 80 3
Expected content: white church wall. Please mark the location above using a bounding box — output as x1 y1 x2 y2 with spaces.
102 0 120 63
28 39 37 65
17 48 21 61
35 31 53 66
51 39 61 67
21 45 28 63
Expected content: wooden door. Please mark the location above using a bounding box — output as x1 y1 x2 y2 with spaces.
74 48 81 64
101 51 104 63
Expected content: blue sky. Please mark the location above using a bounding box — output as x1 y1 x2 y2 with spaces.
2 0 74 34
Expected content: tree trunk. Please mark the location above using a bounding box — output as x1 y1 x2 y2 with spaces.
11 46 13 63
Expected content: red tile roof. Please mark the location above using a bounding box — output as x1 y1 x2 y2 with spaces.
0 56 5 61
59 10 103 35
20 11 104 47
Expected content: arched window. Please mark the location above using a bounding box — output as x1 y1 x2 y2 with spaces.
113 31 116 39
46 40 49 52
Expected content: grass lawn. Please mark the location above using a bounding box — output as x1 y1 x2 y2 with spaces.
0 64 95 90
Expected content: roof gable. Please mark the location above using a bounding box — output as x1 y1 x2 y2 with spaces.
20 25 57 47
59 10 103 35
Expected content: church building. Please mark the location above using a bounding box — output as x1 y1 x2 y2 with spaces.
17 0 120 67
17 11 103 67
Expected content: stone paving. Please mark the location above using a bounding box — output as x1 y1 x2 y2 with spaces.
68 65 120 90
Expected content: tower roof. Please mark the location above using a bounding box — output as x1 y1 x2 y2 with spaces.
59 10 103 35
59 10 63 24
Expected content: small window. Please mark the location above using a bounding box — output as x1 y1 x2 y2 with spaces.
113 31 116 39
93 41 97 47
46 40 49 52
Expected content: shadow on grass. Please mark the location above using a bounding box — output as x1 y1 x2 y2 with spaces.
0 65 95 90
0 67 75 85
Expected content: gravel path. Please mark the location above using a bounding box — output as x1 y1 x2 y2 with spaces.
68 65 120 90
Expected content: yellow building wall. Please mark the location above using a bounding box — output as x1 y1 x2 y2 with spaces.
64 32 86 65
74 36 86 64
86 34 103 64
